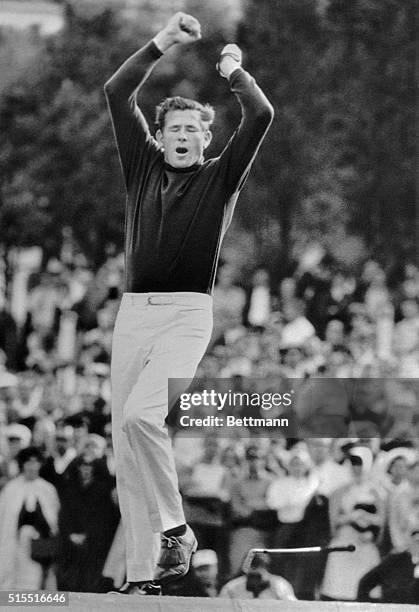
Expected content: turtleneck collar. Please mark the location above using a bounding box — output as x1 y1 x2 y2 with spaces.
164 161 202 173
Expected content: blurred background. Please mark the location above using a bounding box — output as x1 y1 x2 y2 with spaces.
0 0 418 604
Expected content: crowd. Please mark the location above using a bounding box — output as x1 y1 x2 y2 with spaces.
0 245 419 602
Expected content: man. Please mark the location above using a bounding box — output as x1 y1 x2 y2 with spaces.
229 445 274 577
218 552 296 600
104 12 273 595
40 426 76 493
389 459 419 552
162 549 219 597
357 522 419 604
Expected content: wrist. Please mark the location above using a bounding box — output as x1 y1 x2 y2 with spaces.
152 31 175 54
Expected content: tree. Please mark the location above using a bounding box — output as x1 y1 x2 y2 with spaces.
236 0 326 277
0 1 150 264
324 0 416 261
232 0 416 278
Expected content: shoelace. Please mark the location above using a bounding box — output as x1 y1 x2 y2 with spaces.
162 534 180 549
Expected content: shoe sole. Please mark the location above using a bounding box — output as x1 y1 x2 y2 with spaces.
154 538 198 586
109 582 161 595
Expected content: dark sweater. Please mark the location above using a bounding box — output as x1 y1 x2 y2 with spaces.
104 42 273 294
357 551 419 604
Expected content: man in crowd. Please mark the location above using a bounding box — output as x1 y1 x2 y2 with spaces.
219 552 296 600
357 521 419 604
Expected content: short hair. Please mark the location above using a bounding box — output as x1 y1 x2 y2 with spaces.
155 96 215 131
249 552 270 570
17 446 44 471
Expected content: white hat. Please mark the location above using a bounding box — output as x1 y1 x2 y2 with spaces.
287 444 313 470
6 423 32 448
381 447 418 473
192 549 218 568
348 446 373 473
90 362 110 377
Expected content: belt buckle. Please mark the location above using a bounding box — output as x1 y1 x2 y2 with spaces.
148 296 173 305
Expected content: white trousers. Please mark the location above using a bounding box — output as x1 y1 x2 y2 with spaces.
111 292 213 581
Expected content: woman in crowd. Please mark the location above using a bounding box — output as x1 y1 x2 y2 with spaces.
0 446 60 589
56 455 118 592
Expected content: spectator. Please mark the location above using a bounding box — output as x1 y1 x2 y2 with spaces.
4 423 32 479
65 414 89 455
363 267 390 322
308 438 352 497
377 450 414 554
243 267 272 329
278 277 297 308
211 264 246 346
183 435 230 577
40 426 76 492
56 457 118 592
389 460 419 552
280 299 316 349
0 304 19 370
0 370 19 422
296 257 333 338
219 552 296 600
0 446 59 589
321 446 384 601
357 520 419 604
297 439 353 599
323 319 346 353
229 445 274 576
163 549 219 597
266 445 319 594
393 299 419 356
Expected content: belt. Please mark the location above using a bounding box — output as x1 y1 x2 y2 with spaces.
121 292 212 307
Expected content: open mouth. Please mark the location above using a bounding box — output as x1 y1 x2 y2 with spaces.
176 147 188 155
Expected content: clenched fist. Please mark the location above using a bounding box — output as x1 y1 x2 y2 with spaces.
153 13 201 53
217 44 242 79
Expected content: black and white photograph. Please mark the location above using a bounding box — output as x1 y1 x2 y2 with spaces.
0 1 417 610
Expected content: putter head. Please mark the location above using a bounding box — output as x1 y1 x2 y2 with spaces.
242 548 266 574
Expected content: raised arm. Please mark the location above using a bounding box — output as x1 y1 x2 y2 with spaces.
217 45 274 194
104 13 201 186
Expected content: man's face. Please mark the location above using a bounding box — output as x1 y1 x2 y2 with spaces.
308 439 331 464
157 109 212 168
194 564 217 587
7 437 23 458
56 435 70 455
246 568 269 593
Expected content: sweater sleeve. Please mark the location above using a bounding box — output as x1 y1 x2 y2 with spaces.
218 68 274 195
104 41 163 188
357 558 387 602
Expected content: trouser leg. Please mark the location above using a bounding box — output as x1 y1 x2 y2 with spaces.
111 312 160 582
111 297 212 580
122 308 212 533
